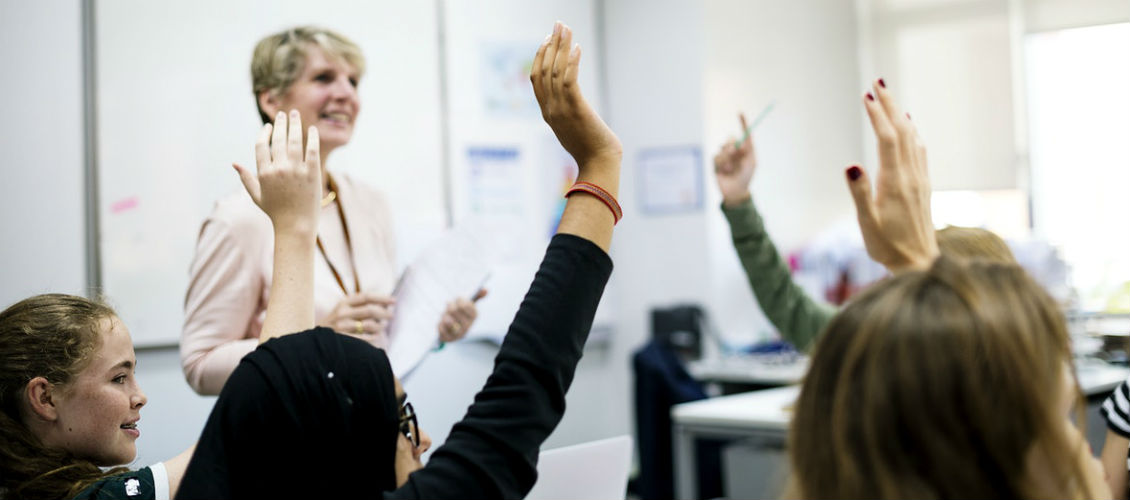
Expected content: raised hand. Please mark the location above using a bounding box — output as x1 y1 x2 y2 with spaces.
234 110 323 342
713 113 757 207
234 110 322 235
531 21 622 170
845 79 938 272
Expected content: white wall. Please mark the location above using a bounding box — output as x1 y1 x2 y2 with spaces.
597 0 709 448
0 0 87 306
702 0 865 343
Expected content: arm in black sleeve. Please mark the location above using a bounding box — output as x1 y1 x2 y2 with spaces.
387 233 613 499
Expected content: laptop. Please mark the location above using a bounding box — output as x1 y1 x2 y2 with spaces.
526 435 633 500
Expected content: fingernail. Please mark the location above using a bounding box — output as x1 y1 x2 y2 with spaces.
865 92 875 102
906 112 911 120
847 166 862 181
878 78 886 88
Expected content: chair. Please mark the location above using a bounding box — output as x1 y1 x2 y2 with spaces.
632 339 723 500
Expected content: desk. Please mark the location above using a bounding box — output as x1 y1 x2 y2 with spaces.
671 361 1130 499
686 355 807 386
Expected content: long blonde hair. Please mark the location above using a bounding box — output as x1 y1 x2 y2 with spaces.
787 258 1093 498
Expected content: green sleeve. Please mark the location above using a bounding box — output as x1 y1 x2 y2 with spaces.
721 198 836 351
72 466 161 500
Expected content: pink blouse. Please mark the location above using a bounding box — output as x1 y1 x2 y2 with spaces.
180 172 397 395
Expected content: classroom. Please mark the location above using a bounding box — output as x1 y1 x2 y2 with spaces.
3 0 1129 498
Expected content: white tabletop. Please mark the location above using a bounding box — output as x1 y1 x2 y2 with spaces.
686 355 807 385
672 385 798 430
673 361 1130 430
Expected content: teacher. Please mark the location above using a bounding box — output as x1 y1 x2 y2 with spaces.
180 26 481 395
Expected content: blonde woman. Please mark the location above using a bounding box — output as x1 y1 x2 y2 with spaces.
181 26 482 395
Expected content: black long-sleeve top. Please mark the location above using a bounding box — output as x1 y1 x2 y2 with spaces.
388 233 613 499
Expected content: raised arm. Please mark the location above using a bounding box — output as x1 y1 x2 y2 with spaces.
714 116 835 350
166 111 323 497
388 21 622 499
844 79 938 272
232 110 323 341
532 22 622 250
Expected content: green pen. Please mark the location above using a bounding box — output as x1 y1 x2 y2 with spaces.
733 100 777 148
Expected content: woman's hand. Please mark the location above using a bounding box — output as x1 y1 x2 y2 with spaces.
318 293 396 340
531 21 622 171
234 110 322 236
436 289 487 343
844 79 938 272
713 113 757 207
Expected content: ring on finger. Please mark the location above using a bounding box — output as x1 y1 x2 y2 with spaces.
355 320 364 335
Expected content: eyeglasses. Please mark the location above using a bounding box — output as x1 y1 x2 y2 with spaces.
398 402 419 448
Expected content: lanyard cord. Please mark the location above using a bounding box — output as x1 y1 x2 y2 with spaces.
316 174 361 295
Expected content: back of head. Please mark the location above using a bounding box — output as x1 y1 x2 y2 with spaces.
937 225 1016 264
177 328 400 499
787 258 1088 499
0 294 124 499
251 26 366 123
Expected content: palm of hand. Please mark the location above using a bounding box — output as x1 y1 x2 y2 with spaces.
236 111 322 231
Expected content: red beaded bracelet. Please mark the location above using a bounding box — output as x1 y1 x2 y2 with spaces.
565 181 622 224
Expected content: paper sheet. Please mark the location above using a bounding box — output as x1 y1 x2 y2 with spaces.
386 226 491 378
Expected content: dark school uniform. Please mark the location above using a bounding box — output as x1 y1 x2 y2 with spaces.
74 464 168 500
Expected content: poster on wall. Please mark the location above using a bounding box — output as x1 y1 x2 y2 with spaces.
481 42 540 118
637 145 704 215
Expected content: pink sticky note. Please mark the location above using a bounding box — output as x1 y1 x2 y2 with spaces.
110 197 139 214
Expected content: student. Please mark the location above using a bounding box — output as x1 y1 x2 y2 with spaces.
174 21 624 499
181 26 483 395
1099 377 1130 498
784 80 1108 499
0 295 196 499
712 112 1015 351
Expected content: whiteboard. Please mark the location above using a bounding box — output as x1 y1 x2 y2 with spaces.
96 1 446 347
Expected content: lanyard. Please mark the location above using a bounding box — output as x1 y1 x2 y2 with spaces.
316 174 361 295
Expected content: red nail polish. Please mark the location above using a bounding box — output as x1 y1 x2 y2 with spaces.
866 92 875 102
847 166 862 181
906 112 911 120
878 78 886 88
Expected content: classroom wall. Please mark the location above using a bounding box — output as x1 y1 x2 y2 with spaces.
701 0 865 344
0 0 88 306
597 0 709 448
1 0 870 472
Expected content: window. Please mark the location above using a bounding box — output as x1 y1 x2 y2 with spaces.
1026 22 1130 311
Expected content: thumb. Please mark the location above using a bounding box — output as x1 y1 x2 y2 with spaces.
845 164 879 238
232 163 262 205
